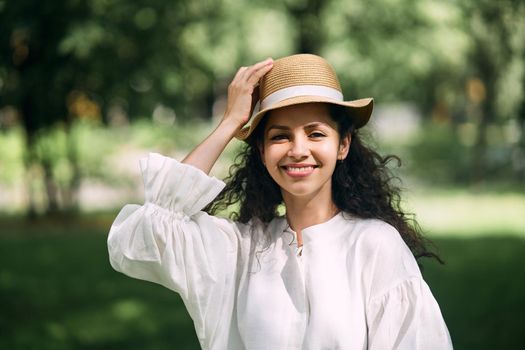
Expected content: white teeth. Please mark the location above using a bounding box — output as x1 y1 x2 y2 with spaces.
286 166 314 172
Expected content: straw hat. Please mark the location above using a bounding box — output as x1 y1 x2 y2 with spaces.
236 53 374 140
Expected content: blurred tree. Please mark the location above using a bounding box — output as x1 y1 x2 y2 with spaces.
0 1 87 215
322 0 525 184
457 0 525 182
284 0 327 53
0 0 229 216
322 0 469 113
1 0 524 218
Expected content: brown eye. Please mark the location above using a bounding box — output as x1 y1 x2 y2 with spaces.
270 134 288 141
309 132 326 138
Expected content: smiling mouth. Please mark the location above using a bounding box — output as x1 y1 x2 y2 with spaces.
281 165 319 177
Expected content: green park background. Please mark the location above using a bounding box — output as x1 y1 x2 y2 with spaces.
1 0 524 349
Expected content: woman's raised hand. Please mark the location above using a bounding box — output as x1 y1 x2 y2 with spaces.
222 58 274 129
182 58 273 174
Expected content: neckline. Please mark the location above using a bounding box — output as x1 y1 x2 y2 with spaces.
280 211 348 235
302 211 347 236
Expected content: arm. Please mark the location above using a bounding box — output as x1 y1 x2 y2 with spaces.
108 154 238 348
107 58 273 348
182 57 273 174
109 56 274 291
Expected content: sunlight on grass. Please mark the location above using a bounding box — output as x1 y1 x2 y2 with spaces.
405 190 525 237
112 299 147 321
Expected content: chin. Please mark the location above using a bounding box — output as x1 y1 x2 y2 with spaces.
280 183 323 198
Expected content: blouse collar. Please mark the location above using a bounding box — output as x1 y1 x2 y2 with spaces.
277 211 353 242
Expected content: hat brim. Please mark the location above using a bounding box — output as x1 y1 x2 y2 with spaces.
235 96 374 140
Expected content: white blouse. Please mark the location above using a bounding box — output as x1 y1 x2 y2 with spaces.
108 153 453 350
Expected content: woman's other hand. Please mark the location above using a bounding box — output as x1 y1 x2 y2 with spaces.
222 58 274 129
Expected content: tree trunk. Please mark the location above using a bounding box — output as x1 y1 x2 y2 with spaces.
286 0 325 54
471 104 489 182
516 102 525 182
23 132 38 219
41 158 59 214
63 120 81 212
470 46 497 183
20 93 43 218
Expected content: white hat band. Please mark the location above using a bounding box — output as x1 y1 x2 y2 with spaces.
260 85 344 111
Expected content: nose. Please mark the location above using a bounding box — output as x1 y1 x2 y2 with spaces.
287 135 310 159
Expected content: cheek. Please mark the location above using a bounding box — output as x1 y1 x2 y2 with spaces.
316 142 341 165
263 145 284 166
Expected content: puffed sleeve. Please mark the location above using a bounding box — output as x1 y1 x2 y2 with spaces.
107 153 241 348
367 277 453 349
361 221 453 349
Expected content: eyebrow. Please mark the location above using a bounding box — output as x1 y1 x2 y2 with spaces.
266 122 328 132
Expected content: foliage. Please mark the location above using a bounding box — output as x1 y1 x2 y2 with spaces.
0 128 24 184
407 123 471 183
0 0 524 215
407 121 521 184
0 120 215 214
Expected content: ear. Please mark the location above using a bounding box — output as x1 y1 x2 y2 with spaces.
338 133 351 160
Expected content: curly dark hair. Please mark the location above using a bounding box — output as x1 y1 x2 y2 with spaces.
205 104 442 262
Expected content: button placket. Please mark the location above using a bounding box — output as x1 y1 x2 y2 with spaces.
285 226 311 333
285 226 304 257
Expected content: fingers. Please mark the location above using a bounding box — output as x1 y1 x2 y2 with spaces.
242 58 273 77
233 66 248 81
224 59 273 126
231 58 273 88
242 58 273 85
232 56 270 82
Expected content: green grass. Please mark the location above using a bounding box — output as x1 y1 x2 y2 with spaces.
405 188 525 237
421 236 525 349
1 219 525 349
0 229 200 350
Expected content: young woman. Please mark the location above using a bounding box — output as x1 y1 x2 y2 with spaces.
108 54 453 349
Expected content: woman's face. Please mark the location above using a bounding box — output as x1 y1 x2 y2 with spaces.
260 103 350 200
